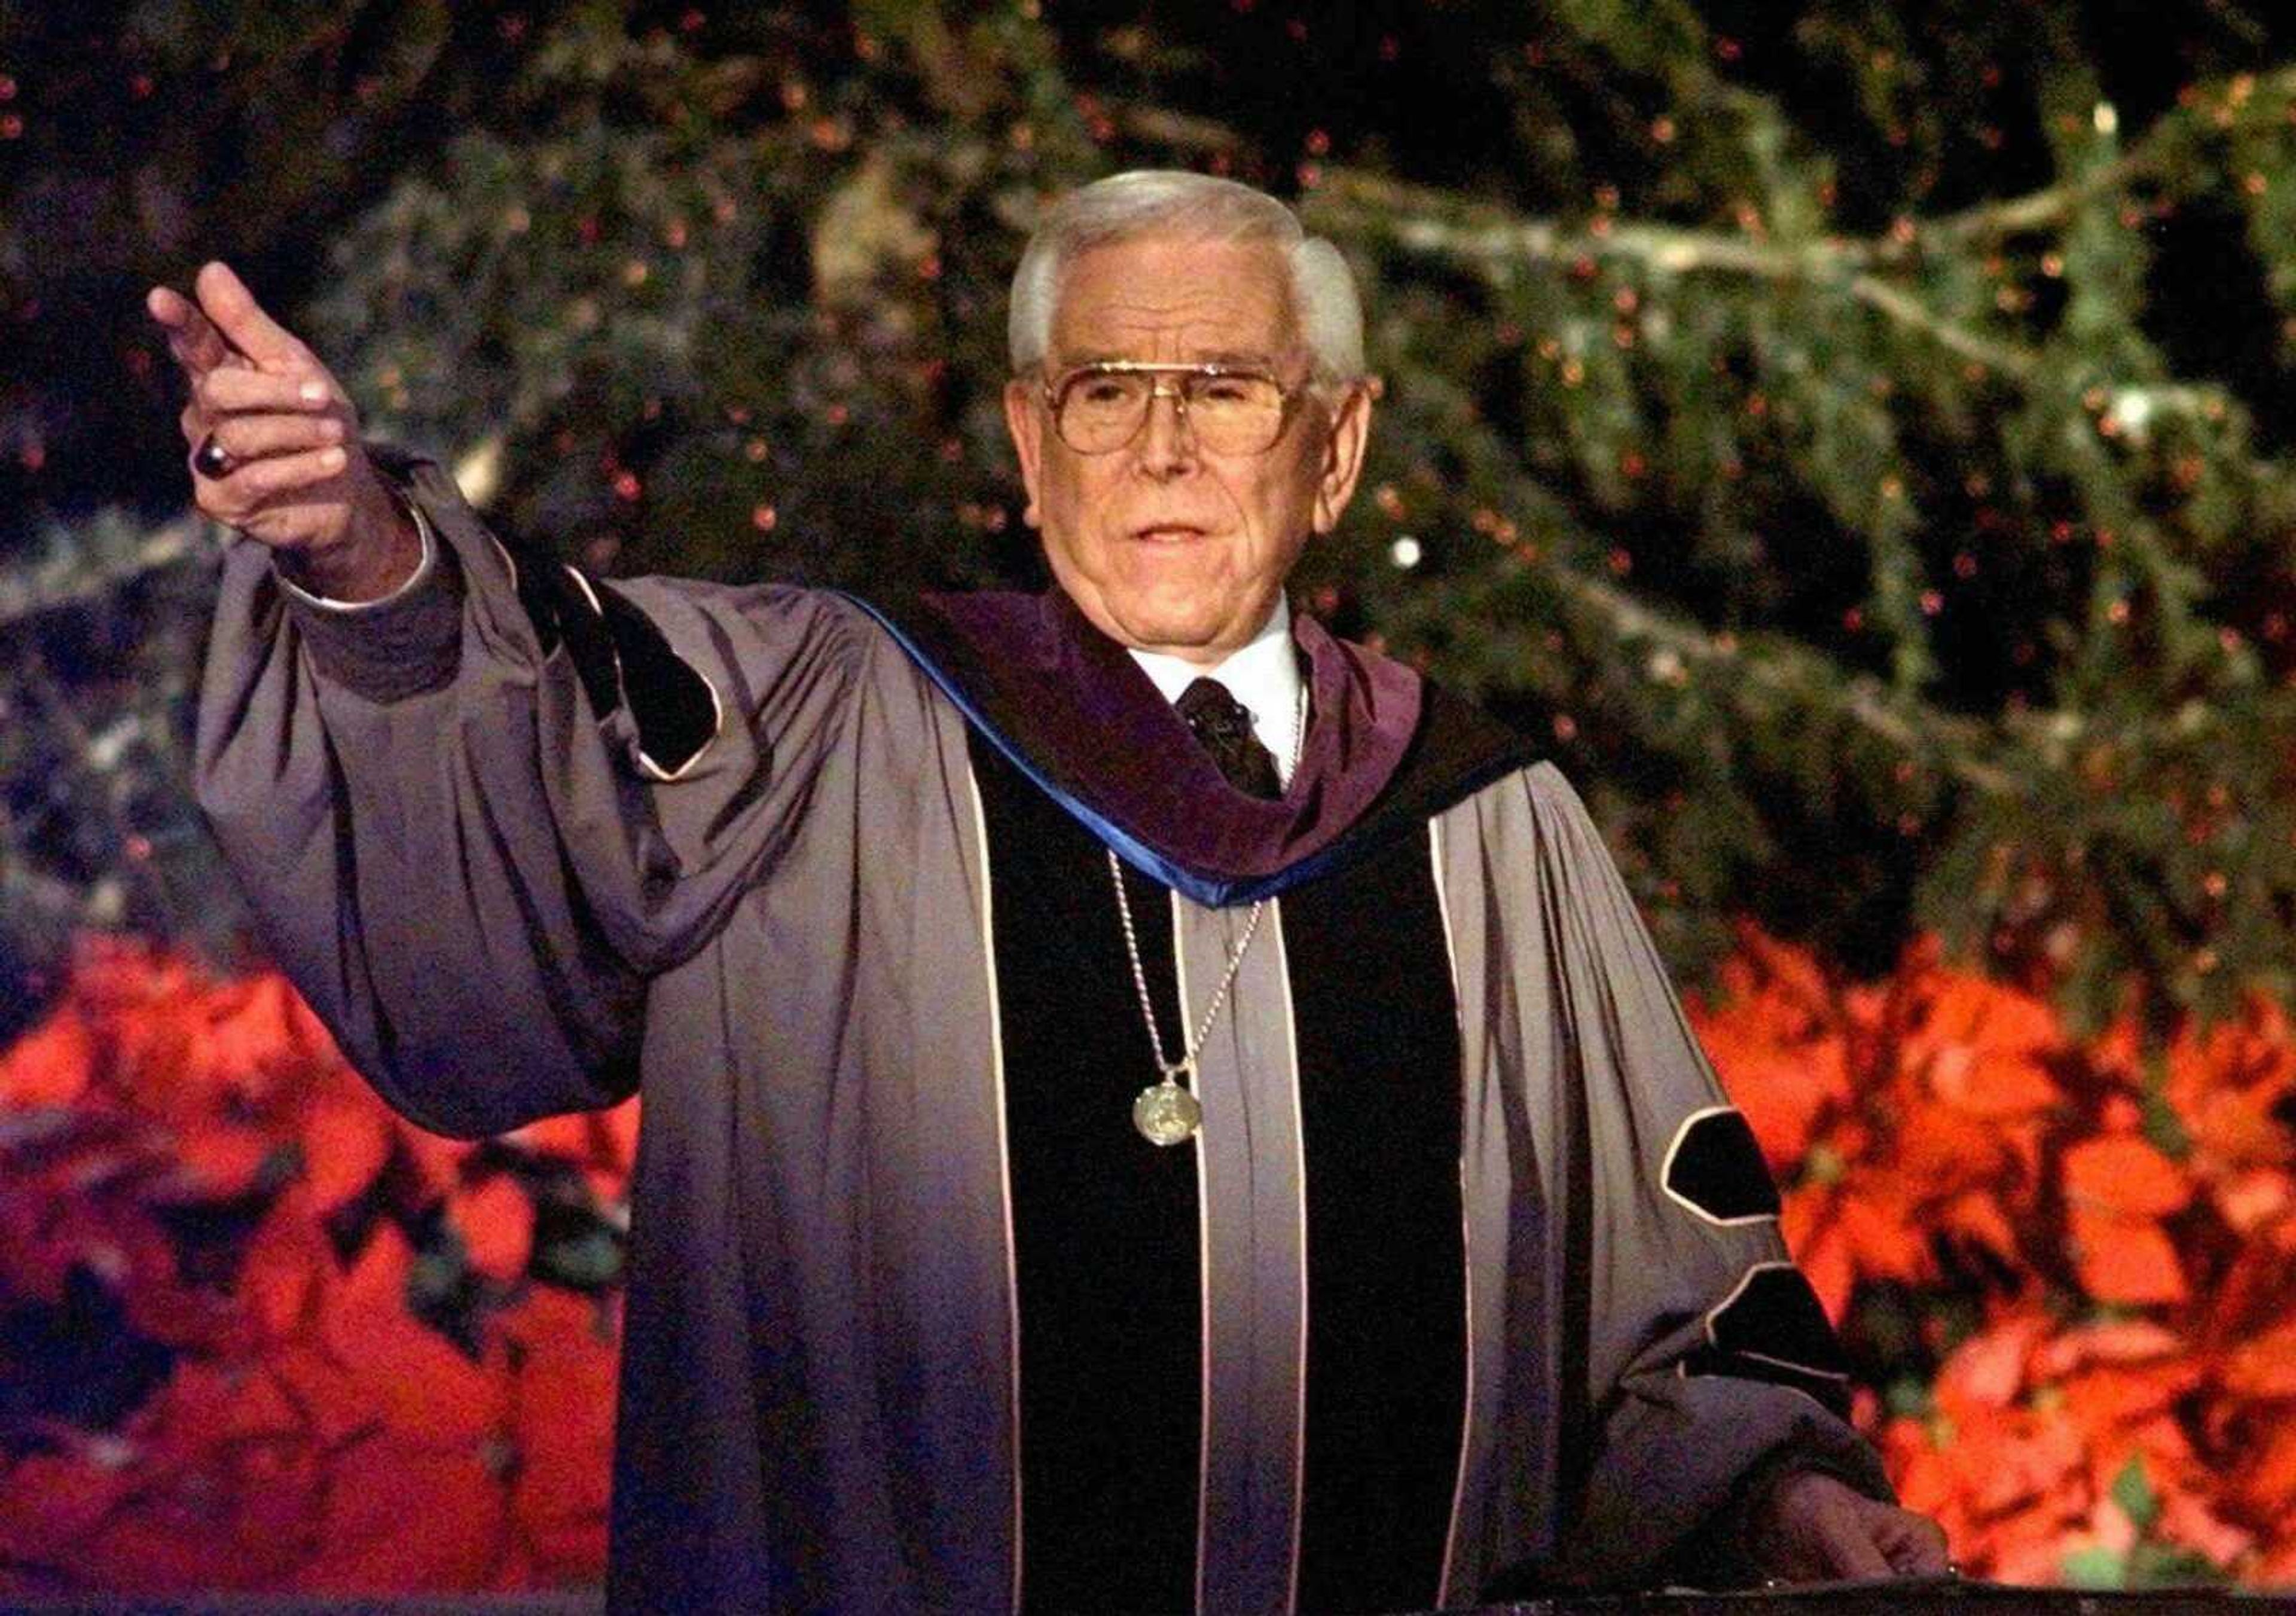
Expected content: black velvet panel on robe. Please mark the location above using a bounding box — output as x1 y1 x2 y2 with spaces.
972 735 1204 1615
970 727 1467 1614
1284 827 1466 1615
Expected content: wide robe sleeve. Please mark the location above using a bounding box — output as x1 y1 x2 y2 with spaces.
193 449 871 1139
1511 762 1892 1589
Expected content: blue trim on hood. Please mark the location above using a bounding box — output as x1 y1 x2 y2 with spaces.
836 591 1532 908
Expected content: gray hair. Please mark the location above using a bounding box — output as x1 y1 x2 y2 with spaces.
1007 170 1365 386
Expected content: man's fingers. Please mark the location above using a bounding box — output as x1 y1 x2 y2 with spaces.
194 261 312 372
206 444 348 507
1758 1473 1936 1585
1876 1509 1953 1575
234 496 343 538
197 366 337 415
1821 1523 1896 1582
147 284 239 376
195 413 348 469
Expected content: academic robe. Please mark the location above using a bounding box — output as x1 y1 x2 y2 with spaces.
194 452 1891 1614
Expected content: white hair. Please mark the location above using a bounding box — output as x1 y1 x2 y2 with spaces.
1007 170 1365 386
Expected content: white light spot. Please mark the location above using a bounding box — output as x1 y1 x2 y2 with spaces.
2111 386 2154 441
1390 536 1423 568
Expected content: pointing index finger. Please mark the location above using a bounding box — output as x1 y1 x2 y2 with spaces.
194 261 312 373
146 283 239 377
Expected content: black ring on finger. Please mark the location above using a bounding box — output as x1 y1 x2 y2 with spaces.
192 433 234 480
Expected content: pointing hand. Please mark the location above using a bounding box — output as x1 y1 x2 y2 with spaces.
147 262 418 600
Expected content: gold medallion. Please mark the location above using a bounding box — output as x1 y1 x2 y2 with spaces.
1132 1080 1202 1147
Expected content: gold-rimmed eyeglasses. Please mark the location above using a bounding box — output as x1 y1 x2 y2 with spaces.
1041 361 1302 456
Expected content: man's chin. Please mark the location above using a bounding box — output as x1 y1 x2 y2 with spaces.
1115 622 1223 657
1098 601 1240 659
1052 567 1253 658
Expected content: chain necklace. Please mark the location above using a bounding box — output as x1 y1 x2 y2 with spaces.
1110 680 1308 1146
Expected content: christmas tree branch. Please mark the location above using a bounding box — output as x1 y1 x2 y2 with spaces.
0 848 99 935
1534 557 2019 797
1839 275 2036 378
0 517 214 632
1302 170 2043 379
1906 148 2150 253
1113 104 1244 155
1904 63 2296 256
1297 51 2296 386
7 642 185 937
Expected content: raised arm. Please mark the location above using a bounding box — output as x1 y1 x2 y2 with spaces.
154 265 871 1139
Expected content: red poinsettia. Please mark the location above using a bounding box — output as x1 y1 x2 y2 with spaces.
7 926 2296 1594
1693 926 2296 1590
0 940 636 1597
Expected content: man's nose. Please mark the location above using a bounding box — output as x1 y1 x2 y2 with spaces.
1135 383 1198 475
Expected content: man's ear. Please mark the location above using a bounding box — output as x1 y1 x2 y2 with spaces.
1311 380 1375 536
1004 378 1045 529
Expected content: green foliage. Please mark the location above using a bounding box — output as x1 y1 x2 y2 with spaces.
8 0 2296 1035
2061 1456 2239 1587
2111 1453 2161 1533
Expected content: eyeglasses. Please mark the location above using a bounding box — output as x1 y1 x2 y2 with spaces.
1041 361 1302 456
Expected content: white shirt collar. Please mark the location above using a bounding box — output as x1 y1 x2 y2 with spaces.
1127 595 1306 784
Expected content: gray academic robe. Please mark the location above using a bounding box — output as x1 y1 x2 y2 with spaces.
194 456 1888 1614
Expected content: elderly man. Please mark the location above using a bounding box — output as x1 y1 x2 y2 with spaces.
156 171 1946 1612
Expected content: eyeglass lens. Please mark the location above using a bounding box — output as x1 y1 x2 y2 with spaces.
1055 370 1288 453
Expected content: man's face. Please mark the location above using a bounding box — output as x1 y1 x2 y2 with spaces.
1003 234 1371 664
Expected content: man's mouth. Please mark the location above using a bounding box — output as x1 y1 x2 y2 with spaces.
1130 523 1212 543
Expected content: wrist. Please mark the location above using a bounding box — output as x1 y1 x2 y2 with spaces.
280 470 423 603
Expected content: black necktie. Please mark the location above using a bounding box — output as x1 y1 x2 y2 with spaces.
1177 677 1283 799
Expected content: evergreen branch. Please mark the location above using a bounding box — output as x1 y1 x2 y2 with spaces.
1905 148 2150 254
0 852 98 936
1840 273 2037 379
1536 558 2019 797
7 641 185 937
1302 170 2042 380
1112 105 1245 155
1904 63 2296 256
0 781 87 936
0 517 216 632
1299 60 2296 287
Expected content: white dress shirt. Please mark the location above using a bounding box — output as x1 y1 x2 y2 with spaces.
1127 595 1306 787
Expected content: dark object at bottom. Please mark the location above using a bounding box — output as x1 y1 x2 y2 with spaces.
1446 1582 2295 1615
2 1582 2291 1613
